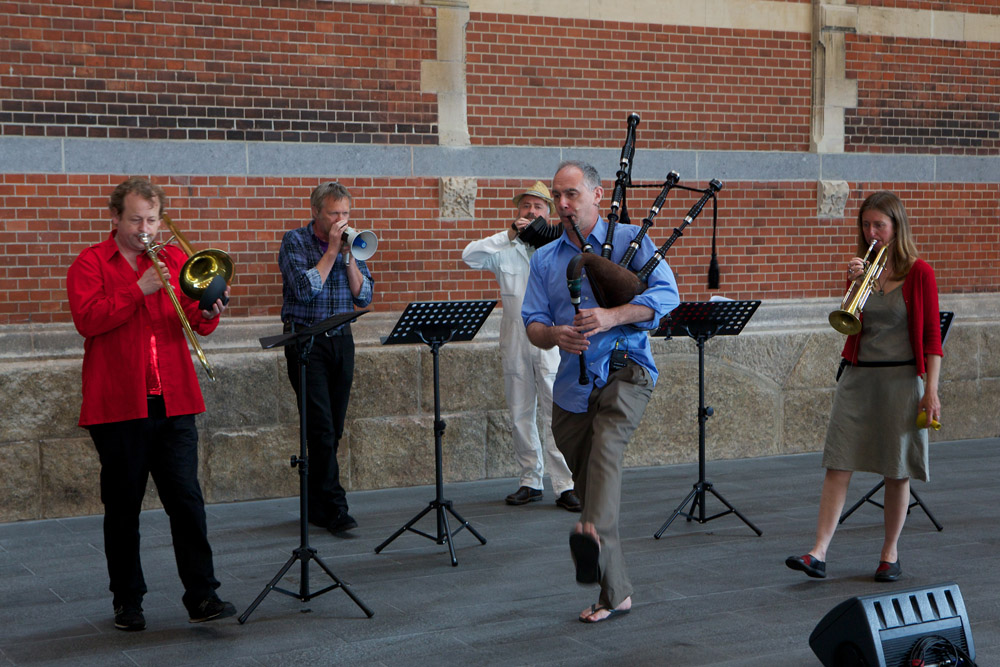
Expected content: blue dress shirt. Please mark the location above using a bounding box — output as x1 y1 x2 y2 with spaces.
522 217 680 413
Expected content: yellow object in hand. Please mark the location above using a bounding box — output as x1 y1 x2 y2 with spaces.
916 410 941 430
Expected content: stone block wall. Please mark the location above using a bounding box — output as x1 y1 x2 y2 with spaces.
2 294 997 522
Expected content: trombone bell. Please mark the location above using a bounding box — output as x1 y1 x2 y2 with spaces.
180 249 234 310
163 215 235 311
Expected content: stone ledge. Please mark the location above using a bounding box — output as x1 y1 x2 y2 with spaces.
5 293 997 360
3 294 998 521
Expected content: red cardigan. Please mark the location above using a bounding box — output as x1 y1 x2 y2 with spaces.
841 258 943 375
68 232 219 426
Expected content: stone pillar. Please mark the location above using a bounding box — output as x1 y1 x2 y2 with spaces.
810 1 858 153
422 0 471 147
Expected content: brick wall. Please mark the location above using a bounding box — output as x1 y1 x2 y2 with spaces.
851 1 1000 14
1 1 998 327
466 16 812 150
3 174 997 325
846 36 1000 154
0 0 438 143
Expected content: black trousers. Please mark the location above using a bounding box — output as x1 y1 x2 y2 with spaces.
284 332 355 524
88 396 219 612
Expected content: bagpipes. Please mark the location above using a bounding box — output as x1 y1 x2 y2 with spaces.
567 112 724 384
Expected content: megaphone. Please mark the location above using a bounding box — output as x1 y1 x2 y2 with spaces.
342 227 378 261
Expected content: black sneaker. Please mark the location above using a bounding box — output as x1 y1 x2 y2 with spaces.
114 604 146 631
328 511 358 534
188 596 237 623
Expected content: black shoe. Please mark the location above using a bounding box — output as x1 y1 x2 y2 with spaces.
188 596 237 623
114 604 146 631
556 489 582 512
328 511 358 534
874 560 901 582
785 553 827 579
506 486 543 505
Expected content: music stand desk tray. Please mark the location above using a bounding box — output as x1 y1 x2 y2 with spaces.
259 309 370 350
655 300 761 339
382 300 496 346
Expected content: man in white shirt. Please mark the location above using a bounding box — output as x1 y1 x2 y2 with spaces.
462 182 579 512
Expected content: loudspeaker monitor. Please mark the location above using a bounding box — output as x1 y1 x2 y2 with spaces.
809 582 974 667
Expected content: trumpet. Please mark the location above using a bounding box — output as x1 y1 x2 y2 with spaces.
138 231 220 381
828 239 888 336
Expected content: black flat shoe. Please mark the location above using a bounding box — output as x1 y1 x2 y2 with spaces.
328 511 358 534
874 560 901 582
785 553 827 579
506 486 543 505
556 489 582 512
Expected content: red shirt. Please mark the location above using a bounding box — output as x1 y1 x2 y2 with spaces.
67 232 219 426
842 258 943 375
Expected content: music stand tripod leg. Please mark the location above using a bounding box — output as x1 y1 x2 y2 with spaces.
240 329 373 623
839 479 886 524
437 504 459 566
238 551 301 623
311 552 375 616
654 485 700 539
444 502 487 544
908 487 944 531
705 485 763 536
374 322 488 564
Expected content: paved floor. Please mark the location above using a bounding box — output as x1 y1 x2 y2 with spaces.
1 438 997 666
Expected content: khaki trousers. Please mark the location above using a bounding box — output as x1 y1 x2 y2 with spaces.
551 362 653 608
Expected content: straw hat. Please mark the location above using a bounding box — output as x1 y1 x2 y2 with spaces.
512 180 556 216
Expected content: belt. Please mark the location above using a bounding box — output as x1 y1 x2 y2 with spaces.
837 358 915 381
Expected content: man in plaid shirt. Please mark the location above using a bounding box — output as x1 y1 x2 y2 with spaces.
279 182 374 534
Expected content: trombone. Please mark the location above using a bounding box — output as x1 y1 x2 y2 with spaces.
138 219 234 381
828 238 888 336
163 215 235 311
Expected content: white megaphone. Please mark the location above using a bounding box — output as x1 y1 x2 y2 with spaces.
342 227 378 261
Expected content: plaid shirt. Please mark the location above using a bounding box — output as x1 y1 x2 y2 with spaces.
279 221 374 334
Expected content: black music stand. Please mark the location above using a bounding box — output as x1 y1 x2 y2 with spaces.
374 300 495 566
838 311 954 532
653 300 763 538
238 309 374 624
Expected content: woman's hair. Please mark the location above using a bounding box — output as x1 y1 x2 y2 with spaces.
856 191 918 279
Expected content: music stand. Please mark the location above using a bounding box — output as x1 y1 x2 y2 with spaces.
238 309 374 624
838 311 954 532
374 300 495 566
652 300 764 538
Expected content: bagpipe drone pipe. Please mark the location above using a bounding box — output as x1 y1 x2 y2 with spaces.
566 112 723 384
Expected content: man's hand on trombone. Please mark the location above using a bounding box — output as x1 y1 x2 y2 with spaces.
201 285 231 320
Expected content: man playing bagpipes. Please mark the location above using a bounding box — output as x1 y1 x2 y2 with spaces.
522 160 680 623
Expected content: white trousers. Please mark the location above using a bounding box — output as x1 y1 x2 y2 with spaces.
504 360 574 494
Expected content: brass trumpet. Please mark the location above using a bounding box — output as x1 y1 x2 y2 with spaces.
828 239 888 336
138 223 231 381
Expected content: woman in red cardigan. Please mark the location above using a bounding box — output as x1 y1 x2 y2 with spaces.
786 191 942 583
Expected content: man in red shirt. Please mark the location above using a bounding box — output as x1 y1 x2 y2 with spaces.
67 177 235 631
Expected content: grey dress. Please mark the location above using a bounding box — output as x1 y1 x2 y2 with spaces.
822 286 929 481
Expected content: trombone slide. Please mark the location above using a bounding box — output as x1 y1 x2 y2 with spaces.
139 233 217 381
